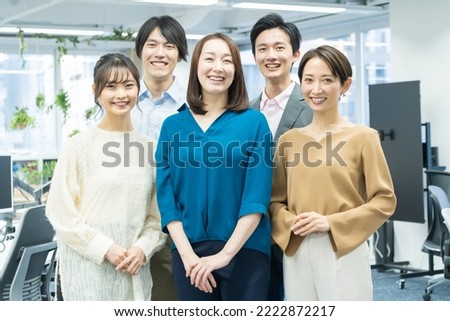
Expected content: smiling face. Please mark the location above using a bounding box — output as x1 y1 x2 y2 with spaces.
141 27 180 83
197 38 235 99
95 68 139 117
300 57 351 114
254 27 300 86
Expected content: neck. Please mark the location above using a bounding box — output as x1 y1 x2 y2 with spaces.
264 77 292 99
311 111 344 131
143 75 174 100
98 115 133 132
202 93 228 112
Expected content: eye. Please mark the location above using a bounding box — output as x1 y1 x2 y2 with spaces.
257 47 266 53
276 46 285 51
166 44 176 50
223 58 233 64
106 83 115 89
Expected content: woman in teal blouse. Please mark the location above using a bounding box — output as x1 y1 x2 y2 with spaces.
156 33 273 300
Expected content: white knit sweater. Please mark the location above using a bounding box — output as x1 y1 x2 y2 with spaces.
46 127 166 300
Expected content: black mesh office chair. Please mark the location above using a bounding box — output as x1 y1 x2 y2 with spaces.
0 204 56 301
422 186 450 300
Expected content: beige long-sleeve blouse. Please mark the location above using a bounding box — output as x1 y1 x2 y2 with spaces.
270 125 397 258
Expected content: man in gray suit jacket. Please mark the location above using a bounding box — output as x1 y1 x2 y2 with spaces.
249 13 312 301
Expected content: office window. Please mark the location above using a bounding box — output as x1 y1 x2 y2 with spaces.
0 53 56 154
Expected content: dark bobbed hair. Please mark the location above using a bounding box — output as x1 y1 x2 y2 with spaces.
93 53 140 107
250 12 302 56
298 45 353 86
135 15 188 62
187 33 249 115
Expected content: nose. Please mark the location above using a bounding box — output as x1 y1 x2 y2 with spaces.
116 86 127 98
155 44 165 56
212 60 224 71
311 81 322 93
266 47 277 59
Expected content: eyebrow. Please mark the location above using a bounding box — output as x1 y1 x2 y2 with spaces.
256 41 287 48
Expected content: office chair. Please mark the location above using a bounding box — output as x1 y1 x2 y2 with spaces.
422 186 450 300
425 169 450 200
0 204 57 301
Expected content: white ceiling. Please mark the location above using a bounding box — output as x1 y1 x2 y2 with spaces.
0 0 390 46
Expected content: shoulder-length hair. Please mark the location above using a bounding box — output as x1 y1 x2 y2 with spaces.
187 33 249 115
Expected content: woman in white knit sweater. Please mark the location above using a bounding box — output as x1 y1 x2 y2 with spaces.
46 53 166 300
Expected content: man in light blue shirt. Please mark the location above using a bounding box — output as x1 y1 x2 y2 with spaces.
134 15 188 301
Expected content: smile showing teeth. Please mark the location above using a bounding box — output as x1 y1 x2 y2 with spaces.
311 97 325 103
209 76 224 82
265 63 280 68
151 61 167 66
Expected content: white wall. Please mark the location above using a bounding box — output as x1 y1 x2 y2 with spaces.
390 0 450 268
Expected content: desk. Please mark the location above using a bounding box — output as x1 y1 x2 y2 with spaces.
0 220 17 270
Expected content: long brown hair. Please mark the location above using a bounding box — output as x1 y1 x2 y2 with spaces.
187 33 249 115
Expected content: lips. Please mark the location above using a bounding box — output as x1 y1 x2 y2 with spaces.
265 63 281 69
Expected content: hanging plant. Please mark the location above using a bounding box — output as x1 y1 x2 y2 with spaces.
54 89 71 121
9 106 36 130
85 105 99 121
18 28 27 68
35 92 53 113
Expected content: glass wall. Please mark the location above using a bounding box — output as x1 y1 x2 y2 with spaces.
0 26 390 157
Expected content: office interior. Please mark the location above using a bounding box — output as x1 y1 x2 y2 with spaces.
1 0 450 300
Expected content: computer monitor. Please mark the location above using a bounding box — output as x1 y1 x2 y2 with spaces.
0 155 14 214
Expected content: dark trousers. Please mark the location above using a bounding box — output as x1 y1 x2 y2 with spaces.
150 236 178 300
268 244 284 300
172 241 270 301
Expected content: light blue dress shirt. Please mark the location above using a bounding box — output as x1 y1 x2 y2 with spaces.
131 77 186 141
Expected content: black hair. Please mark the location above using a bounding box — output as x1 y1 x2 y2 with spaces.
135 15 188 61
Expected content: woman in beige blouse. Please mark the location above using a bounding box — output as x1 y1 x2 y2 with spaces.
270 45 396 300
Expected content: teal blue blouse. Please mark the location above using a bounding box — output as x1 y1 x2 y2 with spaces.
156 104 273 256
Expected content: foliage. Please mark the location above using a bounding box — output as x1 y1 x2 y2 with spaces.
55 89 71 121
9 106 36 130
35 92 53 113
68 129 80 137
17 26 135 66
19 160 57 185
85 105 99 121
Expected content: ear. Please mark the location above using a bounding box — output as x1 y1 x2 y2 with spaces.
92 83 96 95
342 77 352 94
292 50 301 62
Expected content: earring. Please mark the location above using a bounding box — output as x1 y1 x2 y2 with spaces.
342 92 346 97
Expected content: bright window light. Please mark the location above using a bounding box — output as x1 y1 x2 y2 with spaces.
133 0 218 5
233 2 346 13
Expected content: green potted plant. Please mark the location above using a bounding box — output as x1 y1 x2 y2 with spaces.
9 106 36 130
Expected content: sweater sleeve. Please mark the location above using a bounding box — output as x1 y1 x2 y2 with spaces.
269 135 297 252
133 175 167 263
327 129 397 257
46 138 114 265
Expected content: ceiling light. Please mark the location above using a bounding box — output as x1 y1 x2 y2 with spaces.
0 27 105 37
132 0 218 5
233 2 346 14
186 34 205 40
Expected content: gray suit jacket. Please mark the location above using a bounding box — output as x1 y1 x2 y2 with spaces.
249 82 313 141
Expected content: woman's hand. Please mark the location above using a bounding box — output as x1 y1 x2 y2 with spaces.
291 211 330 236
105 243 128 266
116 245 145 275
188 253 229 293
